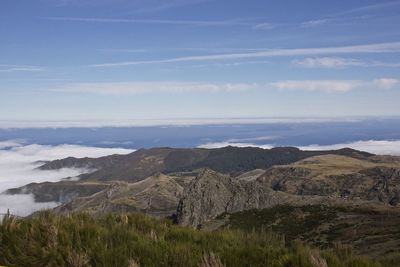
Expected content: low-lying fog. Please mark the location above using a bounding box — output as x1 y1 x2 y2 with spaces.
199 140 400 155
0 140 134 217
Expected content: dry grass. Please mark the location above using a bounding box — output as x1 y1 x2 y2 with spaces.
2 211 397 267
289 154 398 176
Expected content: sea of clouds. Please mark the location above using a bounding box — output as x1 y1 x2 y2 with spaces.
199 139 400 155
0 140 134 217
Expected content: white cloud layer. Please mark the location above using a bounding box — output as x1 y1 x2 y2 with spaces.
0 140 134 216
198 142 273 149
271 78 399 92
297 140 400 155
293 57 364 68
0 140 24 149
59 81 257 95
293 57 400 68
0 194 59 218
56 78 399 96
198 140 400 156
0 117 362 129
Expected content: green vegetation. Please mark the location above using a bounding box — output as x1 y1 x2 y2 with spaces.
1 211 398 267
224 205 339 241
222 205 400 259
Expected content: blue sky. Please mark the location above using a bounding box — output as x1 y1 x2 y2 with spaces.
1 0 400 126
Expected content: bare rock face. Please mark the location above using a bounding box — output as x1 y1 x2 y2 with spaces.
176 169 246 228
177 155 400 228
176 169 291 227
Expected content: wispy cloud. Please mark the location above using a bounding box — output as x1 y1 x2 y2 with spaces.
47 0 213 12
100 47 277 54
300 19 329 27
191 60 270 68
293 57 400 68
46 16 250 27
253 22 275 30
57 78 399 96
271 78 400 93
0 65 44 73
88 42 400 68
98 48 147 53
58 81 258 95
293 57 363 68
133 0 213 13
336 1 400 15
301 1 400 28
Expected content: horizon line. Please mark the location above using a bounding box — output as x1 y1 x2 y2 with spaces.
0 116 399 129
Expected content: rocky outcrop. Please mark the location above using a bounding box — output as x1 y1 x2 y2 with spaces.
177 155 400 228
176 169 247 227
176 168 306 227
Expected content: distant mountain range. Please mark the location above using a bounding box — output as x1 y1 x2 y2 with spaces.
38 146 373 180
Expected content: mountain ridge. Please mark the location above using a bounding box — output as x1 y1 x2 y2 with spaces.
39 146 374 182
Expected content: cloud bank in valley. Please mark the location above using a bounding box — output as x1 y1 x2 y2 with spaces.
198 141 273 149
0 194 59 218
199 140 400 155
0 140 134 216
297 140 400 155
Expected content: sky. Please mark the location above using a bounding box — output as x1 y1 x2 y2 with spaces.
1 0 400 126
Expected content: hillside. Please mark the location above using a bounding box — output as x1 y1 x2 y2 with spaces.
8 146 373 205
38 146 373 181
3 148 400 265
54 173 192 217
216 205 400 257
1 211 399 267
6 147 400 260
6 180 110 203
176 154 400 228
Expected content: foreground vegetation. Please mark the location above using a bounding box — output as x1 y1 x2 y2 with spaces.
1 211 399 267
223 205 400 258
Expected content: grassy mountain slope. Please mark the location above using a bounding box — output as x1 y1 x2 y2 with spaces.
218 205 400 258
1 211 399 267
39 147 373 182
54 173 191 217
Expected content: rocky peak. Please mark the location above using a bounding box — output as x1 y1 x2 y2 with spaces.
177 169 236 227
